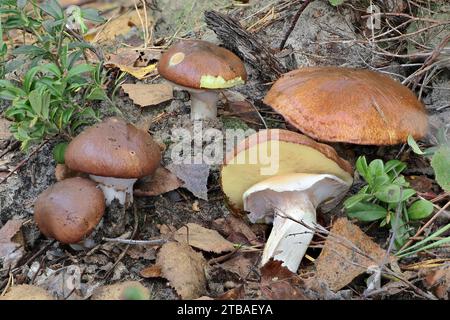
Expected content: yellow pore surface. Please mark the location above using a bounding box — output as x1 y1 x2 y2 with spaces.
221 141 354 210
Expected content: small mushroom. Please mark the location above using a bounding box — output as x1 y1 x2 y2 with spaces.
264 67 428 145
34 177 105 244
221 129 353 272
64 117 161 206
158 40 247 120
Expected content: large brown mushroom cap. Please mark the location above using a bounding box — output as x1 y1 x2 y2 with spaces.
34 177 105 244
221 129 353 212
264 67 428 145
157 40 247 89
65 117 161 179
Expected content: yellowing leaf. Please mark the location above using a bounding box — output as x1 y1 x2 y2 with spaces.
174 223 235 253
122 83 173 106
119 63 157 80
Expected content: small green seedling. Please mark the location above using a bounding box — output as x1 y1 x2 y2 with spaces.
345 156 434 248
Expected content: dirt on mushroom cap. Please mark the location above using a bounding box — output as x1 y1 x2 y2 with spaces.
65 117 161 179
157 40 247 90
264 67 428 145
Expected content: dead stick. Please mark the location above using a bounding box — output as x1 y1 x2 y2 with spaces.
279 0 314 50
0 140 48 185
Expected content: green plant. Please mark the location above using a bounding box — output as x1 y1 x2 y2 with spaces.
344 156 434 248
0 0 107 150
407 130 450 192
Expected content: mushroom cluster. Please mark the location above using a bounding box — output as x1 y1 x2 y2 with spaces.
34 117 161 244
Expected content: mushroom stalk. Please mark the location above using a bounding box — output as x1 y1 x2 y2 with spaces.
89 175 137 206
188 90 219 120
259 194 317 272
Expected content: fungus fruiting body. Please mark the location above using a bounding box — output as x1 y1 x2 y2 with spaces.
264 67 428 145
221 129 353 272
64 117 161 206
34 177 105 244
158 40 247 120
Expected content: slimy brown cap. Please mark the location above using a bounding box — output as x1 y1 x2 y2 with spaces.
65 117 161 179
264 67 428 145
157 40 247 90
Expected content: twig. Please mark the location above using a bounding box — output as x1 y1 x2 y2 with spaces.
279 0 314 50
102 237 166 246
0 140 48 185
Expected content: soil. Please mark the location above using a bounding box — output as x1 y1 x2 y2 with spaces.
0 0 449 300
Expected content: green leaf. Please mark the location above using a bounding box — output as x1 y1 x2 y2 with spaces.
12 45 47 57
374 184 402 203
408 200 434 220
23 66 42 93
39 0 64 20
52 142 68 164
86 86 106 100
401 188 416 201
356 156 369 180
407 135 425 155
369 159 385 179
347 202 387 222
28 90 42 115
67 63 93 79
329 0 345 6
343 193 372 208
385 159 407 175
431 145 450 192
81 8 105 23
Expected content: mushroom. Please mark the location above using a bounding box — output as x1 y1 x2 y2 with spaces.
264 67 428 145
157 40 247 120
220 129 353 272
34 177 105 244
64 117 161 206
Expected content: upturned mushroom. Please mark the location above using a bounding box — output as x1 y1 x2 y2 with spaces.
221 129 353 272
264 67 428 145
34 177 105 244
158 40 247 120
64 117 161 206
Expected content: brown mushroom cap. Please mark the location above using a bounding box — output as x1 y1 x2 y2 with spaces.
221 129 353 212
34 177 105 244
264 67 428 145
65 117 161 179
157 40 247 89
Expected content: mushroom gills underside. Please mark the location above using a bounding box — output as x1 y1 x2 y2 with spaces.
89 175 137 206
243 173 351 272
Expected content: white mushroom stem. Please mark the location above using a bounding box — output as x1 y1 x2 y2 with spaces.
243 173 351 273
89 175 137 206
188 90 219 120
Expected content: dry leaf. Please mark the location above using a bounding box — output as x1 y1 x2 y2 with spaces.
140 264 162 278
156 241 207 299
315 217 391 291
213 216 258 245
86 9 153 43
157 224 177 236
0 118 12 140
0 285 53 300
216 285 245 300
260 260 308 300
423 265 450 299
166 163 210 200
105 48 140 68
0 219 25 269
127 246 156 260
134 166 182 197
174 223 235 254
122 83 173 107
220 252 259 280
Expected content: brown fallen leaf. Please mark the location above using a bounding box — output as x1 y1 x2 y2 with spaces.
134 166 183 197
260 260 308 300
0 219 25 269
127 246 156 260
315 217 391 292
174 223 235 254
156 241 207 299
86 9 153 44
122 83 173 107
157 224 177 236
423 264 450 299
0 118 12 140
140 264 162 278
55 164 87 181
0 285 54 300
105 48 140 68
166 163 210 200
216 285 245 300
220 252 259 280
213 216 258 245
